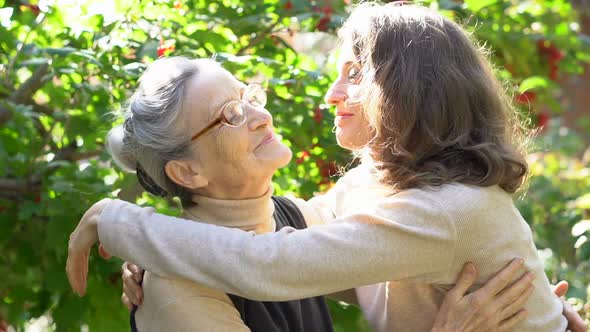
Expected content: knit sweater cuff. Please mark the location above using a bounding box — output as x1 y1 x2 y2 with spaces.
97 199 145 260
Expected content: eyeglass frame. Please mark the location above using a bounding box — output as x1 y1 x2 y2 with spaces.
190 83 266 141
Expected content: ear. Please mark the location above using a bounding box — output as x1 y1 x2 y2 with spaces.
165 160 208 189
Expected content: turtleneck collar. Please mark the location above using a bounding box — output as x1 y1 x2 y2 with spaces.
182 186 275 234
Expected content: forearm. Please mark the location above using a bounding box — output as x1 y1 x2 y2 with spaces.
98 199 453 301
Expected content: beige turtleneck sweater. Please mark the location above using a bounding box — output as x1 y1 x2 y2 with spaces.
133 187 322 332
100 164 567 332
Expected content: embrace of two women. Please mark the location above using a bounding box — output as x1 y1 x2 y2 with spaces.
66 3 587 332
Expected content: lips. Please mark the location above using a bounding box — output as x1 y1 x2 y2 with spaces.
335 110 355 127
336 111 354 117
256 132 275 149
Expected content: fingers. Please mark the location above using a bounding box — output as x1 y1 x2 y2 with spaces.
478 258 525 297
498 284 534 321
498 309 528 331
122 261 144 283
553 280 569 298
66 246 90 296
447 262 478 301
128 264 144 283
562 299 588 332
122 293 134 311
122 263 143 305
495 271 535 311
98 244 112 259
66 203 102 297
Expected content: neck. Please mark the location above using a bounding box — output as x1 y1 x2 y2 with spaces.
194 175 273 200
183 184 275 234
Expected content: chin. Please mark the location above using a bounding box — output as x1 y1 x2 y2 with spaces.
260 143 292 169
336 127 367 151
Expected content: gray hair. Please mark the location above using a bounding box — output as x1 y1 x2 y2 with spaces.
107 56 210 201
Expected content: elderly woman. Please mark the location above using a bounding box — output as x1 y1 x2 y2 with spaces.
68 3 587 331
76 56 533 331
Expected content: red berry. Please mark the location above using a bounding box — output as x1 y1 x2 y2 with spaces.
537 111 550 128
537 40 556 55
0 206 6 213
157 45 166 57
174 0 182 9
314 107 323 124
29 5 40 15
284 1 293 10
157 40 175 58
34 195 41 203
515 91 536 105
319 161 337 178
549 63 558 81
316 16 331 32
549 50 564 63
20 4 40 15
322 6 333 15
296 150 310 164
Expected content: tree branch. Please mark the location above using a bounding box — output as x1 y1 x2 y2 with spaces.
0 177 42 194
0 62 51 126
236 20 281 56
10 62 50 104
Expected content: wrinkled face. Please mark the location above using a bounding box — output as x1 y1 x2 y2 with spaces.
183 61 292 189
324 43 374 151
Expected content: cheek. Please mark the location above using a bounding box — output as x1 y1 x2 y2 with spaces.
336 113 372 149
216 127 250 164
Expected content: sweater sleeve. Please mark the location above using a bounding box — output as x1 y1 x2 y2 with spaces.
98 192 456 301
288 196 335 227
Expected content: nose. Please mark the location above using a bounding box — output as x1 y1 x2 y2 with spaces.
324 81 348 105
247 105 273 131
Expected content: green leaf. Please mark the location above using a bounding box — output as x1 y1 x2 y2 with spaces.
518 76 551 92
464 0 497 12
573 194 590 209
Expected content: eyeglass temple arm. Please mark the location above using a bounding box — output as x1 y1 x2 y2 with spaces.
191 118 222 141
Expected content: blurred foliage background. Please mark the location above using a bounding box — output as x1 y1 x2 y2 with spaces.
0 0 589 331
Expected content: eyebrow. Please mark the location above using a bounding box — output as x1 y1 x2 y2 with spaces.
206 86 241 121
339 60 354 69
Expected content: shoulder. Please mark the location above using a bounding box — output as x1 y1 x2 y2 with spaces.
368 184 509 224
384 184 514 227
393 183 510 207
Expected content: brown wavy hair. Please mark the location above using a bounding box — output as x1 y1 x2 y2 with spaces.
341 3 530 194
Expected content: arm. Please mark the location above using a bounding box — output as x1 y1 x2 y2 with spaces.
288 195 335 227
95 193 454 301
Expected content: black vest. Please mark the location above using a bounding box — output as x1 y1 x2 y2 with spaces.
130 196 333 332
227 196 334 332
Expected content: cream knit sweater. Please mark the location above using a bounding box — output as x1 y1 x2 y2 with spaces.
132 187 321 331
99 164 566 332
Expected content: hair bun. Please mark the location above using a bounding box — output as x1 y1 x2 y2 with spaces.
106 124 137 172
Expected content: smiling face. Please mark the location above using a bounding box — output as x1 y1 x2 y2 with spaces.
324 43 374 151
175 61 292 198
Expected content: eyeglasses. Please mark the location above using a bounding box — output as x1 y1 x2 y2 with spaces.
191 83 267 141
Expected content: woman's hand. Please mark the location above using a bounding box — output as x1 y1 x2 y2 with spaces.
66 198 112 296
432 258 534 332
121 261 145 310
553 281 588 332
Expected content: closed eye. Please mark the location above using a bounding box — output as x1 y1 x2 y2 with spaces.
346 64 362 83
